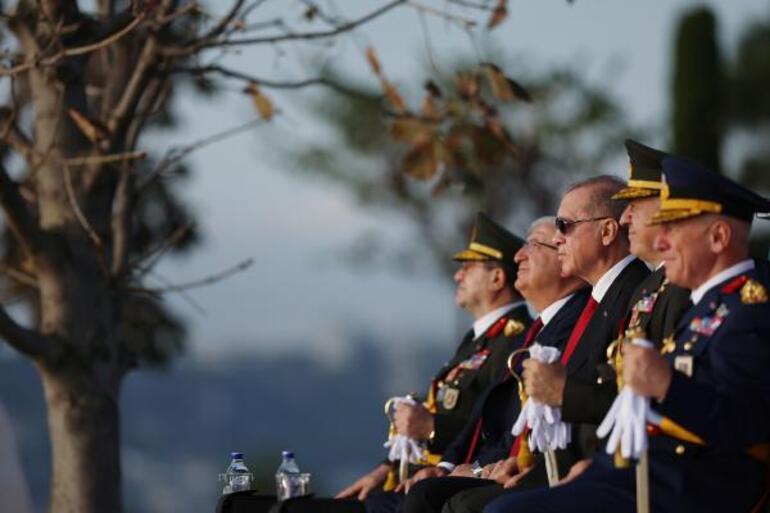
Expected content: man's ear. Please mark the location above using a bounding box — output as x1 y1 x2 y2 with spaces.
490 267 506 292
708 220 732 254
600 218 620 247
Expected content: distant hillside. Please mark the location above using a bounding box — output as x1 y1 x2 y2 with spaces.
0 333 451 513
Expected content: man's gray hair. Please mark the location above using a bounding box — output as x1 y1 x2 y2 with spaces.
565 175 627 220
529 216 556 232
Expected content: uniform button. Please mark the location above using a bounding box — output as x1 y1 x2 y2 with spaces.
683 342 693 351
597 377 603 384
675 445 686 455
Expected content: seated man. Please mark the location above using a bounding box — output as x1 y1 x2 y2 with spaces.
399 216 589 513
484 155 770 513
337 213 532 513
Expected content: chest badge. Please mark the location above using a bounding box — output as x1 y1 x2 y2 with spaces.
442 387 460 410
689 304 729 336
674 355 694 377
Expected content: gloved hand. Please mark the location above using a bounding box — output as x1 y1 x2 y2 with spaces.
384 434 424 464
596 338 653 459
384 396 425 463
512 344 571 452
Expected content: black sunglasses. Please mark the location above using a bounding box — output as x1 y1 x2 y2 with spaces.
555 216 612 235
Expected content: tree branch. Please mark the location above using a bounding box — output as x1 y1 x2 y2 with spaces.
0 304 51 359
0 263 38 289
137 117 268 192
170 64 372 97
110 166 133 277
133 222 193 277
162 0 407 55
0 107 35 164
107 35 158 137
0 163 40 257
133 258 253 294
200 0 246 41
62 165 109 275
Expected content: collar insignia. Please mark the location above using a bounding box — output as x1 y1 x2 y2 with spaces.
504 319 525 337
740 279 768 304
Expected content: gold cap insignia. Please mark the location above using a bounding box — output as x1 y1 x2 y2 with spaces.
504 319 525 337
741 279 768 304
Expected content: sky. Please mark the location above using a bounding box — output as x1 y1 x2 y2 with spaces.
145 0 770 359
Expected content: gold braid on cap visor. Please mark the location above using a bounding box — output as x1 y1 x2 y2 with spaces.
648 182 723 225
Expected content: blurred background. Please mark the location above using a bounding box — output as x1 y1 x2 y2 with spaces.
2 0 770 511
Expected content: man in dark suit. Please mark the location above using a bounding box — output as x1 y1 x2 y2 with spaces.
337 213 532 513
395 217 590 513
484 156 770 513
521 175 650 456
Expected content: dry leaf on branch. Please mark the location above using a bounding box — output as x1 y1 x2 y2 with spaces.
68 108 110 145
390 117 433 145
424 80 442 98
507 77 532 102
488 0 507 29
244 83 274 120
382 80 407 114
456 73 479 101
365 46 381 75
482 63 513 102
403 140 439 180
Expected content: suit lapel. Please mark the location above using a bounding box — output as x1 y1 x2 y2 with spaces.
565 259 646 373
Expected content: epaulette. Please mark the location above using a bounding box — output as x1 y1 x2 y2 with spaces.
721 275 748 294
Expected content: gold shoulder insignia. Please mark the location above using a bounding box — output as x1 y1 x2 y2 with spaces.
504 319 525 337
741 279 768 305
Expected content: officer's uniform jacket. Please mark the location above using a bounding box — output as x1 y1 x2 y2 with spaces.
624 266 692 345
439 290 591 468
639 259 770 512
426 302 533 455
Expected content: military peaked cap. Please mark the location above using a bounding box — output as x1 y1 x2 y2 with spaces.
611 139 668 200
453 212 524 265
650 156 770 224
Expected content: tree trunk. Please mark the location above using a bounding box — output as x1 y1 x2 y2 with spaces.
40 365 123 513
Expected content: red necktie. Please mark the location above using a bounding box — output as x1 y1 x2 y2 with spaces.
560 297 599 365
524 317 544 347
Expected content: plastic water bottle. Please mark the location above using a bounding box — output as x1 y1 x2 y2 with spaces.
220 452 254 495
275 450 308 500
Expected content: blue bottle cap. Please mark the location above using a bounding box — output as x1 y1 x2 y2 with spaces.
230 452 244 459
282 450 294 459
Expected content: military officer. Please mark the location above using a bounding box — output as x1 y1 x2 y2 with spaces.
337 213 532 513
483 155 770 513
613 140 692 345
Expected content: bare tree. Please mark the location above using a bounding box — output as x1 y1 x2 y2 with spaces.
0 1 524 511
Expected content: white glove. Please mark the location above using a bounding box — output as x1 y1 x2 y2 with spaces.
511 344 571 452
384 434 425 463
596 338 653 460
384 396 425 463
